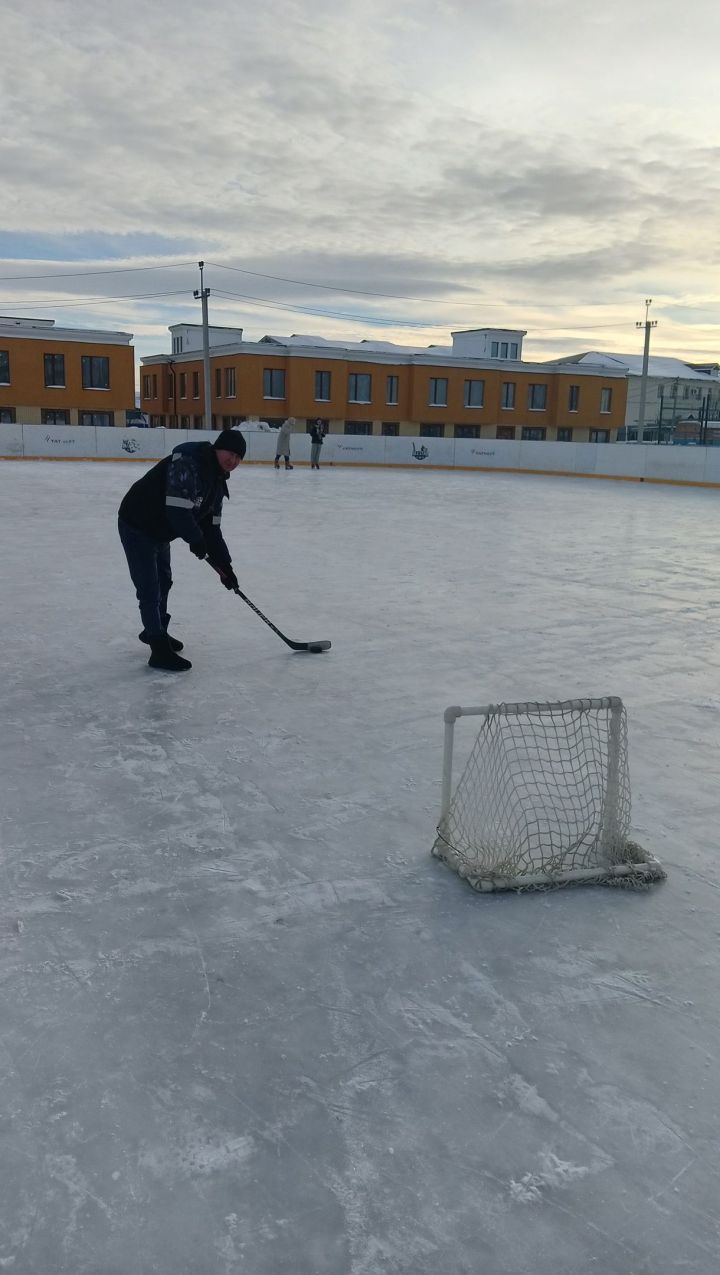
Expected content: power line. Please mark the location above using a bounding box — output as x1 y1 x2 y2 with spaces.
212 288 444 330
212 288 636 335
0 261 195 283
206 259 637 311
0 288 191 309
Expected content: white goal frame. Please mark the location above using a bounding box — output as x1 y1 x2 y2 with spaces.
433 697 665 891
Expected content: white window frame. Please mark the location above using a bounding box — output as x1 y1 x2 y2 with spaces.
528 384 548 411
315 370 331 402
429 377 448 407
348 372 372 403
600 387 613 413
463 379 484 408
501 381 516 410
263 368 286 400
386 374 399 405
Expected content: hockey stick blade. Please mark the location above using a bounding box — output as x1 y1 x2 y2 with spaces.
206 559 331 652
236 589 331 652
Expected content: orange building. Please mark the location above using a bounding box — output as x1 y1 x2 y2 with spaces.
139 324 627 443
0 316 135 427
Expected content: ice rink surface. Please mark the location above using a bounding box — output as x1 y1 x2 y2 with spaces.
1 457 719 1274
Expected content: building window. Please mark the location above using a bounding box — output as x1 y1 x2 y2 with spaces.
600 387 613 413
344 421 372 435
314 370 331 401
522 426 546 441
464 379 484 408
41 409 70 424
179 372 187 399
79 411 112 427
194 416 204 429
590 429 610 443
215 368 222 396
386 374 399 405
172 335 183 354
0 407 16 423
81 355 109 389
152 373 157 398
568 384 580 412
428 377 448 407
491 341 499 357
0 351 9 383
151 415 163 427
510 342 518 358
263 368 286 399
348 373 372 403
528 384 548 410
500 342 508 357
455 425 480 439
192 371 200 399
224 414 245 427
225 367 236 398
557 427 574 442
420 423 444 437
381 422 399 436
142 374 151 398
496 425 515 440
44 353 65 387
168 373 175 399
501 381 516 409
180 414 190 427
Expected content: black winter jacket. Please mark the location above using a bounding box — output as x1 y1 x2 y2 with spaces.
118 441 233 569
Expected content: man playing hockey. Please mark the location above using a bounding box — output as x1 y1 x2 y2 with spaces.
118 428 246 672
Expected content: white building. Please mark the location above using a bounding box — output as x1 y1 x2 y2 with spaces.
544 351 720 440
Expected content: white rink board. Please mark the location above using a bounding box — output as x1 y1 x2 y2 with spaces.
21 423 95 457
0 422 23 456
95 426 170 459
2 420 720 484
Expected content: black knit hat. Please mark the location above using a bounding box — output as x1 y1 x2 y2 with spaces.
213 429 246 458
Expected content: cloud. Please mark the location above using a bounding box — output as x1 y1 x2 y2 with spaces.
1 0 720 363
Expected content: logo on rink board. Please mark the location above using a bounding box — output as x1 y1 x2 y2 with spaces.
121 437 141 453
411 443 429 460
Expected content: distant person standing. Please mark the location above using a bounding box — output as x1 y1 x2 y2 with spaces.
274 418 294 470
309 419 326 470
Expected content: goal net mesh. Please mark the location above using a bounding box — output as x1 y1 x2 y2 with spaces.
433 698 663 890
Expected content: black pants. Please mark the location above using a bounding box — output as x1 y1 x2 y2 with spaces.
118 517 172 638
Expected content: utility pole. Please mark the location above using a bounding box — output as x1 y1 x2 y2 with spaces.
635 298 657 443
193 261 212 432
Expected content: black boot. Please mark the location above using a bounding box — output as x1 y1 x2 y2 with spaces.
139 629 184 652
274 458 280 469
285 460 293 470
147 635 192 672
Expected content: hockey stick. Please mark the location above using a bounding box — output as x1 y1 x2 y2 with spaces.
207 560 331 653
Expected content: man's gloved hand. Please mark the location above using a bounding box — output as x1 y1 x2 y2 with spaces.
218 566 239 591
189 539 207 560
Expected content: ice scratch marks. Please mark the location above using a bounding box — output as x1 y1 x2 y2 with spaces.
176 890 212 1038
44 1154 113 1245
509 1150 591 1203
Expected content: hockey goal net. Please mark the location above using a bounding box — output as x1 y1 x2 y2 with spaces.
432 697 665 891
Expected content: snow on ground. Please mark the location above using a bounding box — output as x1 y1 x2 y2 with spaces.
1 458 719 1274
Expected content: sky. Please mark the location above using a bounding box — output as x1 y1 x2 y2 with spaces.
2 0 720 367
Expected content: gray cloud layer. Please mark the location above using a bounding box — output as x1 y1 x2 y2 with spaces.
2 0 720 361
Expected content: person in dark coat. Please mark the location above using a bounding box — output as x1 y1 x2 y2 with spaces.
309 419 326 469
118 428 246 672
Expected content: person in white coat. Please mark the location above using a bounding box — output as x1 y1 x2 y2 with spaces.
274 418 294 469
